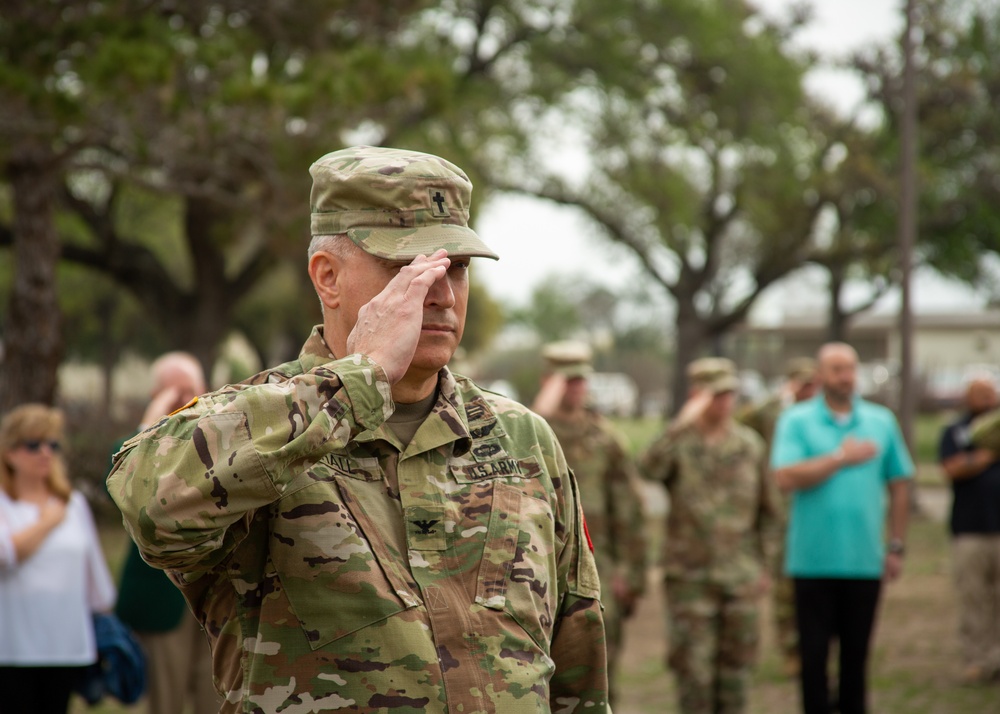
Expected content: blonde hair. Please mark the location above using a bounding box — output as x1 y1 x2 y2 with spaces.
0 403 72 501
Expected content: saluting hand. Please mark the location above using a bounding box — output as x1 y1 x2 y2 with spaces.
671 389 714 432
347 250 452 385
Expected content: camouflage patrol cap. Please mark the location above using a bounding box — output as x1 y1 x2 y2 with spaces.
687 357 740 394
785 356 818 382
309 146 499 261
542 340 593 379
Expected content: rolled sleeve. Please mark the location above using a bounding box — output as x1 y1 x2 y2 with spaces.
108 354 394 573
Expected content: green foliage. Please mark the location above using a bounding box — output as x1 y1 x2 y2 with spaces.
1 0 620 373
507 275 584 341
463 278 505 355
6 0 995 402
851 0 1000 294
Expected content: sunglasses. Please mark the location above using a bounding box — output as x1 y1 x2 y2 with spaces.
19 439 62 453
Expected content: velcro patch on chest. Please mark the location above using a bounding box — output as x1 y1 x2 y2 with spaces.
453 456 541 482
405 505 448 551
315 452 381 481
464 397 507 440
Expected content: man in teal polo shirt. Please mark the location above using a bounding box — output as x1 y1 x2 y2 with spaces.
771 342 913 714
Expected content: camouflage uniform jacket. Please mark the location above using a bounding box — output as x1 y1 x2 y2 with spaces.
545 410 647 597
737 394 793 518
639 422 781 586
108 327 607 714
736 395 784 451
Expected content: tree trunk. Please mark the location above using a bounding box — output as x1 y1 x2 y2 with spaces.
0 145 63 414
670 302 709 416
158 196 234 381
98 294 118 415
827 265 847 342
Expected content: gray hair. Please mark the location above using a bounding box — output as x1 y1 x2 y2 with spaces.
307 234 362 314
307 233 359 260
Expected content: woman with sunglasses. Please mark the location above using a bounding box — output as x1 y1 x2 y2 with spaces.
0 403 116 713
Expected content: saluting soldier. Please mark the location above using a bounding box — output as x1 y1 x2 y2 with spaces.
108 146 609 713
532 340 648 704
737 357 818 677
640 357 782 714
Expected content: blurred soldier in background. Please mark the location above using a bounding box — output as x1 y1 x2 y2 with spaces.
738 357 818 677
640 357 781 714
112 352 221 714
939 376 1000 685
532 340 648 704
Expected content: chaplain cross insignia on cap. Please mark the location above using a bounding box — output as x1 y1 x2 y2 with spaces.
429 189 450 217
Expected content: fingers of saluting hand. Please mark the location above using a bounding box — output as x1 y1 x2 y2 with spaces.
347 250 451 384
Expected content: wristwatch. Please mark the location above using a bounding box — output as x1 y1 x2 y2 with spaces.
887 538 906 556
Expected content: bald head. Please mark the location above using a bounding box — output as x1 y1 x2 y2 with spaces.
151 352 206 400
816 342 859 407
965 377 998 417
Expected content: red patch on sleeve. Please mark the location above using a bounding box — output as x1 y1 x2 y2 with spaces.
582 514 594 552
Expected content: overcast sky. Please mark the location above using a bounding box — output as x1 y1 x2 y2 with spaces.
471 0 986 319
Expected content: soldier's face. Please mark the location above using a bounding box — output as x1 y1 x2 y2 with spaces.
704 390 736 422
339 250 469 376
561 377 589 411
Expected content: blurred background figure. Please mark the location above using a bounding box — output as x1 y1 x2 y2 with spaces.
771 342 913 714
640 357 780 714
532 340 648 705
111 351 221 714
738 356 819 677
938 375 1000 685
0 403 116 714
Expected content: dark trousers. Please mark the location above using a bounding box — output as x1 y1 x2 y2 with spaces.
794 577 882 714
0 664 82 714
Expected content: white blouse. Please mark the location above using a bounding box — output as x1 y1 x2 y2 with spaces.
0 490 117 665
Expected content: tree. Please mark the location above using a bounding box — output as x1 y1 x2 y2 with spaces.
805 115 897 341
0 0 595 404
850 0 1000 299
1 142 63 412
0 0 524 394
508 275 585 342
482 0 828 407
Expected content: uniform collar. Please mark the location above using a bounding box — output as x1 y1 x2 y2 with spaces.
298 325 339 372
298 326 492 457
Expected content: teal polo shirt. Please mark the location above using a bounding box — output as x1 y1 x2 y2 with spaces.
771 395 914 578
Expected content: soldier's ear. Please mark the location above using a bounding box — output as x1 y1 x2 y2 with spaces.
308 250 342 310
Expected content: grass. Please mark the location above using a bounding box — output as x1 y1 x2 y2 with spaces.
612 502 999 714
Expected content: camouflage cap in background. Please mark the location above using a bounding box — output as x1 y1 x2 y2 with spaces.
542 340 593 379
970 408 1000 451
687 357 740 394
310 146 500 261
785 356 818 383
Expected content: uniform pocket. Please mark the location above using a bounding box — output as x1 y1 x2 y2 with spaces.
472 481 560 653
271 481 419 649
